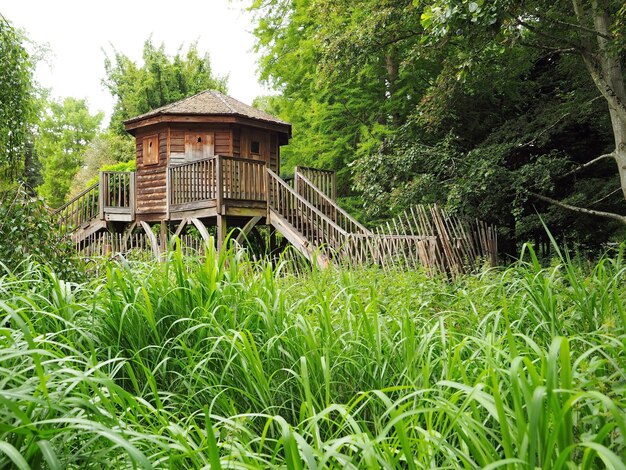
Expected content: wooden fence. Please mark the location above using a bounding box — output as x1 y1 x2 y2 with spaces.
78 232 207 257
76 204 497 277
342 204 497 276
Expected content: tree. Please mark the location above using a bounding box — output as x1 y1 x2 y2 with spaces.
36 97 103 207
248 0 626 249
103 39 228 133
249 0 433 194
67 131 135 199
0 14 35 183
422 0 626 221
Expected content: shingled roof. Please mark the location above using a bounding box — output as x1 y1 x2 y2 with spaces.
124 90 289 127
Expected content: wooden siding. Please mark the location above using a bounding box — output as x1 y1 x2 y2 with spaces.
136 127 168 217
270 133 279 173
232 127 241 157
169 126 230 162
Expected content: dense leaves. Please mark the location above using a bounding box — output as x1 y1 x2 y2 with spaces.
0 185 81 278
0 15 34 182
103 39 228 134
35 97 103 207
249 0 626 250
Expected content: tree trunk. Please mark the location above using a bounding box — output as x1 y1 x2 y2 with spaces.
585 1 626 200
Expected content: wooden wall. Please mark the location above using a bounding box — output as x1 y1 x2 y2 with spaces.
135 126 169 219
232 127 241 157
238 126 280 172
134 122 285 220
169 125 232 161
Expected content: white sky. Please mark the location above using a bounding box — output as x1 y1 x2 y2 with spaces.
1 0 270 126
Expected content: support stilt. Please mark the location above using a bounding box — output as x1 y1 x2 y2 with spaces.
216 215 226 251
235 216 262 245
140 221 160 258
190 218 212 247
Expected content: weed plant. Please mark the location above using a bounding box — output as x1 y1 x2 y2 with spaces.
0 241 625 468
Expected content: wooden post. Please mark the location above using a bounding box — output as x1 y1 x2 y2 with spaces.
165 166 170 220
216 155 223 214
129 172 136 220
217 215 226 251
98 172 105 221
160 220 167 253
293 166 300 195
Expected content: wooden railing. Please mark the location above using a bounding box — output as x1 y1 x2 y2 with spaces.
169 156 267 210
294 166 336 200
169 157 217 207
54 183 100 232
220 156 266 201
100 171 135 215
294 171 371 235
267 169 348 253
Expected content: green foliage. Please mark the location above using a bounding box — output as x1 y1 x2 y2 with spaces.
0 185 82 279
0 243 625 467
70 132 135 197
249 0 626 249
103 39 228 133
249 0 432 194
84 160 136 188
35 97 103 207
0 15 35 181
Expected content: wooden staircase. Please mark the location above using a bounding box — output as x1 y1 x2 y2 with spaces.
55 162 498 275
267 169 351 268
53 183 102 243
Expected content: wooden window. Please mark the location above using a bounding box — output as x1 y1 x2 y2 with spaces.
250 139 261 155
185 132 214 160
143 135 159 165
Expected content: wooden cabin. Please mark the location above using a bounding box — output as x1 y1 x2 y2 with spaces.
58 90 350 264
55 90 497 271
124 90 290 222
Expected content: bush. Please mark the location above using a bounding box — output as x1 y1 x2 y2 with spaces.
0 184 82 279
1 241 625 467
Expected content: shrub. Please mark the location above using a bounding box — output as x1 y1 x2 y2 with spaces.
0 184 82 279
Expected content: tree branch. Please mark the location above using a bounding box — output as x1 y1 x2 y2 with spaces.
529 191 626 224
559 152 615 179
580 50 626 124
517 19 586 52
536 15 614 40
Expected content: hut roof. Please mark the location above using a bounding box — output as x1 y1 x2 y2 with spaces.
123 90 289 127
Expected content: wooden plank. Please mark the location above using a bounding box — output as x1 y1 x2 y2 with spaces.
140 221 161 257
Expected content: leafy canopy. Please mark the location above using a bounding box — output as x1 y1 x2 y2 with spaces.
36 97 103 207
103 39 228 133
0 14 35 182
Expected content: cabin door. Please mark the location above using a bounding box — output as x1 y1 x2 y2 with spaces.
169 132 215 166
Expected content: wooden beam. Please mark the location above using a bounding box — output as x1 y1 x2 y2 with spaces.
173 217 189 238
190 217 212 247
216 215 226 251
235 216 262 245
140 221 161 258
268 209 329 269
160 221 167 252
121 221 138 250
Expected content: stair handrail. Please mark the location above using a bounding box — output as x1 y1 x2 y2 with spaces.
267 169 348 234
294 171 372 235
267 169 351 255
294 166 336 200
53 182 101 234
53 182 98 215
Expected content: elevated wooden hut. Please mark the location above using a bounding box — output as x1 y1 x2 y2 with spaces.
56 90 497 272
123 90 290 223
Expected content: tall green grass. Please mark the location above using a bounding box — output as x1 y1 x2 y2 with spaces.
0 242 625 468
